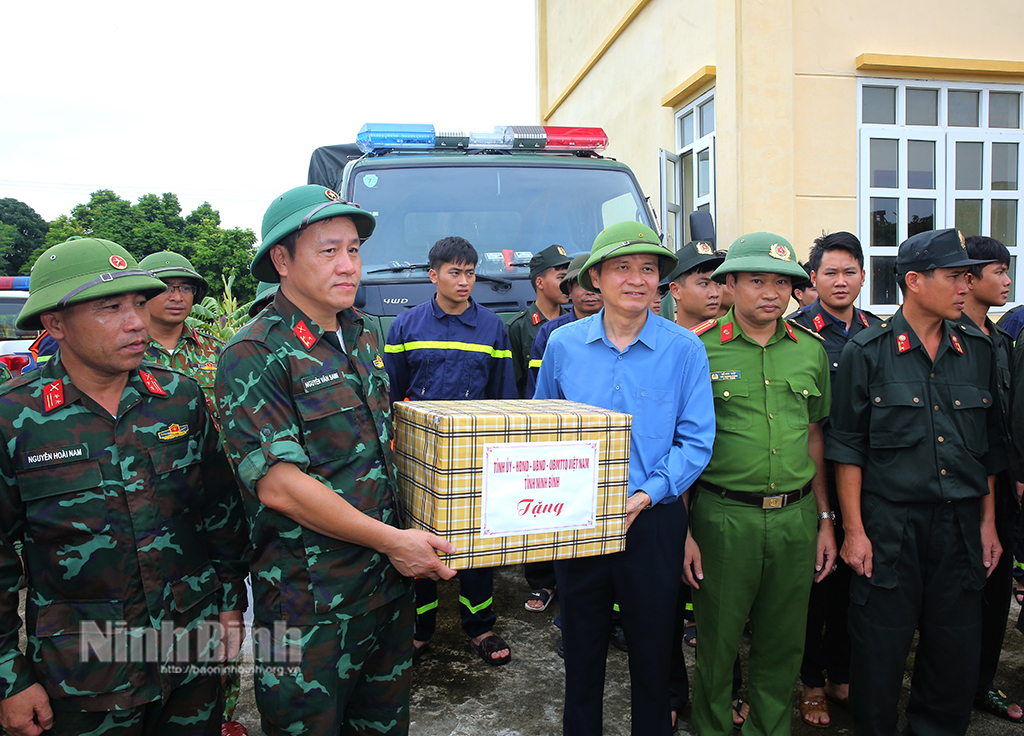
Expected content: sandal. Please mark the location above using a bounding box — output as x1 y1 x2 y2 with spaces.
684 622 697 648
975 688 1024 722
525 588 554 612
1015 583 1024 606
413 639 430 662
469 633 511 666
732 698 750 729
799 697 830 729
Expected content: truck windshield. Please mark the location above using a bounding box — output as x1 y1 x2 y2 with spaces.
350 164 650 280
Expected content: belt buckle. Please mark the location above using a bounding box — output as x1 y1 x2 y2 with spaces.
762 495 784 509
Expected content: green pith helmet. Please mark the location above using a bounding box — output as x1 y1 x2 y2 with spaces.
17 237 168 330
251 185 376 283
248 281 279 317
139 251 209 301
559 253 591 296
711 232 808 284
578 221 677 293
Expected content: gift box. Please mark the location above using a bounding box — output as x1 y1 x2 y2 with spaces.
393 399 630 570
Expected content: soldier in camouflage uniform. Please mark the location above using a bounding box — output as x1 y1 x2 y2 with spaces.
138 252 223 403
216 185 456 736
0 237 249 736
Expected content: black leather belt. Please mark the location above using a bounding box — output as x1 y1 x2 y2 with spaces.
700 482 810 509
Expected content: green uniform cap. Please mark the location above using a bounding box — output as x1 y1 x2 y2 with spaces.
251 185 376 283
579 221 677 293
896 228 992 277
529 244 572 281
711 232 807 284
17 237 168 330
662 240 725 285
248 281 279 317
138 251 209 301
559 253 591 296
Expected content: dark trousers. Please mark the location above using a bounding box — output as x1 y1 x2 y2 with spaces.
415 567 496 640
555 498 687 736
849 499 983 736
977 477 1015 695
525 561 557 591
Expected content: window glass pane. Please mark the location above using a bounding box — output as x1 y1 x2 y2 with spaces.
1008 255 1017 302
955 199 982 237
990 92 1021 129
871 256 898 305
697 149 710 198
992 200 1018 246
907 140 935 189
663 210 677 252
700 98 715 137
948 90 980 127
955 141 983 190
992 142 1019 191
863 86 896 124
870 139 898 188
870 197 898 246
697 203 710 212
664 157 676 203
908 199 935 236
906 88 938 126
682 152 694 240
681 112 694 147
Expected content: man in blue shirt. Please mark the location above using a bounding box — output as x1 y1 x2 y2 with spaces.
534 221 716 736
384 236 516 665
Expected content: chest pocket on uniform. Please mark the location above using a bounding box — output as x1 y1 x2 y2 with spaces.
294 382 364 469
711 380 750 431
17 457 105 544
785 378 822 429
149 436 203 519
949 385 993 457
633 386 675 438
867 382 927 449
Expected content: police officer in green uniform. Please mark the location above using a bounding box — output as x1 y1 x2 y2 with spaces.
0 238 249 736
827 228 1004 736
506 244 570 398
685 232 836 736
216 185 456 736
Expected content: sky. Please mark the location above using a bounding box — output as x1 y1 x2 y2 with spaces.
0 0 538 234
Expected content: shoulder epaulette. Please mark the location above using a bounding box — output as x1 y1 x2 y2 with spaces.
691 318 718 336
787 319 825 341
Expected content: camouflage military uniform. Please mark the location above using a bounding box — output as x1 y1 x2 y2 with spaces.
0 364 9 384
145 326 223 400
0 355 248 731
216 291 413 736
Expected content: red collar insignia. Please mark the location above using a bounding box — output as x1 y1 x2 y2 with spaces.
531 311 542 326
896 332 911 353
293 320 317 350
691 318 717 336
950 333 964 355
784 322 798 342
43 380 64 412
859 311 870 328
139 370 167 396
721 322 734 343
812 313 825 332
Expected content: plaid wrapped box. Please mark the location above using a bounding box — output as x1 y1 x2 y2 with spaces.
393 399 630 570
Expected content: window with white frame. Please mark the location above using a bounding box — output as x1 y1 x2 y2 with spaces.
660 89 716 251
859 79 1024 310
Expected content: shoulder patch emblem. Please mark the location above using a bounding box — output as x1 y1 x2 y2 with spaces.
531 311 542 326
859 311 870 328
784 322 798 342
788 320 824 341
813 313 825 332
373 355 385 369
43 380 64 412
896 332 911 353
950 333 964 355
139 370 167 396
157 423 189 441
721 322 734 343
691 318 717 336
197 361 217 372
293 320 317 350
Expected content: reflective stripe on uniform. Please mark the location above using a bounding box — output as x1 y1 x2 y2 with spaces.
528 358 543 369
459 595 493 614
416 600 439 616
385 340 512 359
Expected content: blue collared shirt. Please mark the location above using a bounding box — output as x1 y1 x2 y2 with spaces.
384 297 516 402
533 309 715 505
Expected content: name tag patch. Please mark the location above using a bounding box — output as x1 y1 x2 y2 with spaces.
303 371 342 392
710 371 741 381
24 444 87 468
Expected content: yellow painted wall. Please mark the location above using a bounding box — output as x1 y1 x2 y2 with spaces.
538 0 1024 259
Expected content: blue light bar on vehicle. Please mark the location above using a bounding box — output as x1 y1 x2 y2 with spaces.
356 123 608 153
0 277 30 290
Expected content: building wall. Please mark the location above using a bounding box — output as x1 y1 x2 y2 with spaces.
538 0 1024 258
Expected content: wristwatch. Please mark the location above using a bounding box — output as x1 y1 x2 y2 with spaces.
817 511 836 524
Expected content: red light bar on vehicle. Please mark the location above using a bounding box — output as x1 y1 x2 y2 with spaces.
357 123 608 153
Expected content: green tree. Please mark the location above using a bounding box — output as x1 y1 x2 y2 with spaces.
0 198 49 274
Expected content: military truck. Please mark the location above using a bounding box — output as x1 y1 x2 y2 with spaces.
307 123 658 342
